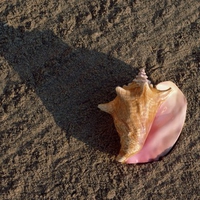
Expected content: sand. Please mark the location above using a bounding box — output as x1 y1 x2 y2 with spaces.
0 0 199 199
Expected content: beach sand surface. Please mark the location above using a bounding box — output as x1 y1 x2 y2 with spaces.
0 0 199 199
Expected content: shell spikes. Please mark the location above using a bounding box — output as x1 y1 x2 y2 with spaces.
98 68 187 164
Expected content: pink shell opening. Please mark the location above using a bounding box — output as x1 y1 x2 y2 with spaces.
126 81 187 164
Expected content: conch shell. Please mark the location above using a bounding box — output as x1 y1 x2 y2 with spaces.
98 68 187 164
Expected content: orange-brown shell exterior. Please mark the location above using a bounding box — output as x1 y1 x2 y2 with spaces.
98 71 171 163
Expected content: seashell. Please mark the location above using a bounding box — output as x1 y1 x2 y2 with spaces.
98 68 187 164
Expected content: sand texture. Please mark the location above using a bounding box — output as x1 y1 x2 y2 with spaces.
0 0 200 199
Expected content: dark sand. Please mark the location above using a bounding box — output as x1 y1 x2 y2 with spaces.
0 0 200 199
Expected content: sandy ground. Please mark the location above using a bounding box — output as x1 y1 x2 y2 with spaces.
0 0 200 199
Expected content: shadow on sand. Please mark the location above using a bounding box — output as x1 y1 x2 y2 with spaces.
0 22 137 157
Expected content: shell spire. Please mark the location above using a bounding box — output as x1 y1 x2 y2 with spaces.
133 68 151 84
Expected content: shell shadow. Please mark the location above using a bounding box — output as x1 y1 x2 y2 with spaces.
0 22 137 156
